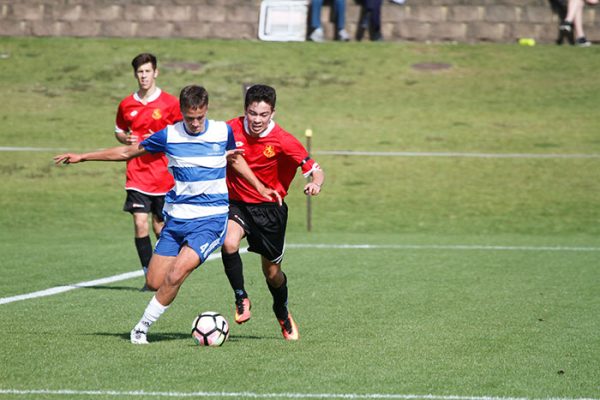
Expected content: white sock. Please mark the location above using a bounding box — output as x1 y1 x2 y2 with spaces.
134 296 169 333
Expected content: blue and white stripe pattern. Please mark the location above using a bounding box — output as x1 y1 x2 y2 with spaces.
141 120 235 221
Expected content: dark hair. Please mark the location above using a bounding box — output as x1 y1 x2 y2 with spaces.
244 84 276 110
131 53 157 71
179 85 209 110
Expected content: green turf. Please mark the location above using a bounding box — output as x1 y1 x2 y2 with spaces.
0 37 599 400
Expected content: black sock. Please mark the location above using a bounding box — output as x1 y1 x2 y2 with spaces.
222 250 247 300
268 273 288 320
134 236 152 270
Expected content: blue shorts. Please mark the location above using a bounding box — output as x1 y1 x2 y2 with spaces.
154 214 228 264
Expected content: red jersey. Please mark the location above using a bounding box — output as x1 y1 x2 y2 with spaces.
115 89 181 195
226 116 320 204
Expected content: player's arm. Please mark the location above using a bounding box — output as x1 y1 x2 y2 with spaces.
227 150 282 205
115 130 137 145
54 144 147 165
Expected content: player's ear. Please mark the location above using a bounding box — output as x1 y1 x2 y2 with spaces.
271 109 276 120
154 68 159 78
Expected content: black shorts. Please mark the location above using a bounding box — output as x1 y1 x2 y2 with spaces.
123 190 165 221
228 201 288 264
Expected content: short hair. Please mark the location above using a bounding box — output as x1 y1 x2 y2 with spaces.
244 84 276 110
131 53 157 71
179 85 209 110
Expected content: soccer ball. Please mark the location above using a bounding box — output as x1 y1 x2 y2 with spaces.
191 311 230 346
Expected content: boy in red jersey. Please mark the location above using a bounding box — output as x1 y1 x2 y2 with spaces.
114 53 182 288
222 84 324 340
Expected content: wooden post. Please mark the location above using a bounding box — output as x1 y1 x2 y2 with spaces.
305 128 313 232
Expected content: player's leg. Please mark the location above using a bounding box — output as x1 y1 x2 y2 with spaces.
124 190 154 282
222 218 251 324
262 258 298 341
130 253 176 344
131 247 201 344
150 195 166 239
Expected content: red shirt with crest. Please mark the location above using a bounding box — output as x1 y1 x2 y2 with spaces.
115 89 181 195
226 116 319 204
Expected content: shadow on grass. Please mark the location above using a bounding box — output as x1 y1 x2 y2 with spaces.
80 285 142 291
93 332 267 343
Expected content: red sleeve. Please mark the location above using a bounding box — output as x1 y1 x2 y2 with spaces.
115 99 128 132
280 131 319 176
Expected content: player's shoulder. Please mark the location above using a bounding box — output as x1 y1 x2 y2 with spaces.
159 90 179 102
118 93 136 107
226 116 244 129
272 122 299 142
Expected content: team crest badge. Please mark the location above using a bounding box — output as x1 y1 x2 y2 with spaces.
263 145 276 158
152 109 162 120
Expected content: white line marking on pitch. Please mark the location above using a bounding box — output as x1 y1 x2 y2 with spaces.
0 389 597 400
314 150 600 159
286 244 600 252
3 146 600 159
1 244 598 306
0 252 232 306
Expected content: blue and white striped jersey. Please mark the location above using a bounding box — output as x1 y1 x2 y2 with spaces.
141 119 236 221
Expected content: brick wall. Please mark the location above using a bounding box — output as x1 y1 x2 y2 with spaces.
0 0 598 44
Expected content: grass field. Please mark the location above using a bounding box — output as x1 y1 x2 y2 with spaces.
0 37 599 400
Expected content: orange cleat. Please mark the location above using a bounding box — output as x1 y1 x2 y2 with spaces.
278 314 299 341
234 297 252 324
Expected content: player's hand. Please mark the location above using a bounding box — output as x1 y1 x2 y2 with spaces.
260 188 283 206
141 129 154 140
226 148 245 162
53 153 83 165
303 182 322 196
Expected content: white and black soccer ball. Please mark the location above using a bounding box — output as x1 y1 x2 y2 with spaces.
191 311 230 346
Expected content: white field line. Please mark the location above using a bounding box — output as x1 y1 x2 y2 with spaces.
0 389 598 400
286 244 600 252
2 146 600 159
0 252 228 306
0 146 67 152
1 244 598 306
314 150 600 159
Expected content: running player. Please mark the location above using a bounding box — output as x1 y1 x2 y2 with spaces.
55 85 279 344
221 84 325 340
115 53 181 288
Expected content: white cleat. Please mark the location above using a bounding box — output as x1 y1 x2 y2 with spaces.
130 329 149 344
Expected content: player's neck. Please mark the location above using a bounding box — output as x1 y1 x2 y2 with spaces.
136 85 158 105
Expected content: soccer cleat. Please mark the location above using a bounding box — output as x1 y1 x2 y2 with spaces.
234 297 252 324
130 328 149 345
278 314 299 341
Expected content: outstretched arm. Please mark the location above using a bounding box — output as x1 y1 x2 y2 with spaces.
227 150 282 205
54 144 147 165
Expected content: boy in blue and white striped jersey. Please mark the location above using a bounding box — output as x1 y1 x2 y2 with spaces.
54 85 279 344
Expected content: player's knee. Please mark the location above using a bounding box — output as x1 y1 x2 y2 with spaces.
264 268 283 286
222 237 240 254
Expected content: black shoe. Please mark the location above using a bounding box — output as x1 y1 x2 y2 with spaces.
575 36 591 47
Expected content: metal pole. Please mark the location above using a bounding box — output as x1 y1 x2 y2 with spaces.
305 128 313 232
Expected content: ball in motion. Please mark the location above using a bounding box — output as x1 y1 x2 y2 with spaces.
191 311 230 346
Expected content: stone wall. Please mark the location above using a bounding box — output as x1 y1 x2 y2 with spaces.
0 0 598 44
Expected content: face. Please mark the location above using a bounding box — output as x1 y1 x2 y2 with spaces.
134 62 158 91
245 101 275 137
182 105 208 134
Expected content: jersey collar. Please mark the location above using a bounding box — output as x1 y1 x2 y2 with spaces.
183 119 209 136
244 117 275 138
133 87 162 104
